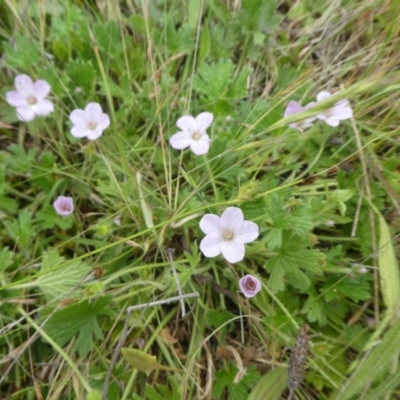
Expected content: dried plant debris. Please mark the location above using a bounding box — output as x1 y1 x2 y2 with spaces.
288 325 310 399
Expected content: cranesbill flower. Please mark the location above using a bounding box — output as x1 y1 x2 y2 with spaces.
199 207 259 263
169 112 213 155
53 196 74 216
5 74 54 122
316 91 353 127
284 100 317 130
69 103 110 141
239 274 262 298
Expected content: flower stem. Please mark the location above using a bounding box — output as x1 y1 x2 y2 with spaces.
204 155 219 200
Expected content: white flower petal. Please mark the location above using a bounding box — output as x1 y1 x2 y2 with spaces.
6 91 26 107
33 99 54 116
16 106 36 122
195 112 213 131
316 91 331 102
71 125 88 138
190 137 210 155
238 221 259 243
32 80 51 100
15 75 33 96
86 127 104 140
200 233 224 258
200 214 221 235
70 109 87 127
97 113 110 130
331 105 353 120
221 239 245 263
85 102 103 121
284 101 302 117
324 117 340 127
169 131 193 150
176 115 196 132
220 207 244 232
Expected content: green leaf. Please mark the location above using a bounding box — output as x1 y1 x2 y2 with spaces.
121 348 182 376
206 309 236 328
193 59 233 97
66 60 96 92
35 250 91 301
377 211 400 322
0 247 14 272
248 367 288 400
42 296 112 357
213 364 260 400
52 39 69 61
330 318 400 400
3 34 41 69
267 235 325 292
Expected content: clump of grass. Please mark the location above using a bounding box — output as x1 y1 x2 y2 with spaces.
1 1 400 399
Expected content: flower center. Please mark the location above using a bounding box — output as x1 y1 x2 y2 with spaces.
222 229 234 241
245 277 256 290
61 204 71 212
87 121 97 130
27 96 37 105
192 130 202 140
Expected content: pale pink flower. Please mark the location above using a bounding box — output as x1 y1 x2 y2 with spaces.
169 112 213 155
5 74 54 122
316 91 353 127
358 267 368 274
239 274 262 298
284 100 317 130
53 196 74 216
199 207 259 263
69 103 110 141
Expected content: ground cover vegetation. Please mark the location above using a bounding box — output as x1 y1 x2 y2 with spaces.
1 0 400 399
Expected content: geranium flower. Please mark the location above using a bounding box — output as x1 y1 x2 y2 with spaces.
69 103 110 140
239 274 262 298
284 100 317 130
169 112 213 155
199 207 259 263
5 74 54 122
316 91 353 126
53 196 74 216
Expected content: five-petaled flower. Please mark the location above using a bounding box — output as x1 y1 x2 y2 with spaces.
6 74 54 122
199 207 259 263
53 196 74 216
239 274 262 298
316 91 353 127
284 100 317 130
69 102 110 141
169 112 213 155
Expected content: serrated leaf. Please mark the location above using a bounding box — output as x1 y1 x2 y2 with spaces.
206 309 236 328
248 367 288 400
42 296 112 356
4 34 41 68
0 247 14 272
121 348 183 376
266 235 325 292
35 250 91 301
66 60 96 92
213 365 260 400
193 59 235 99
